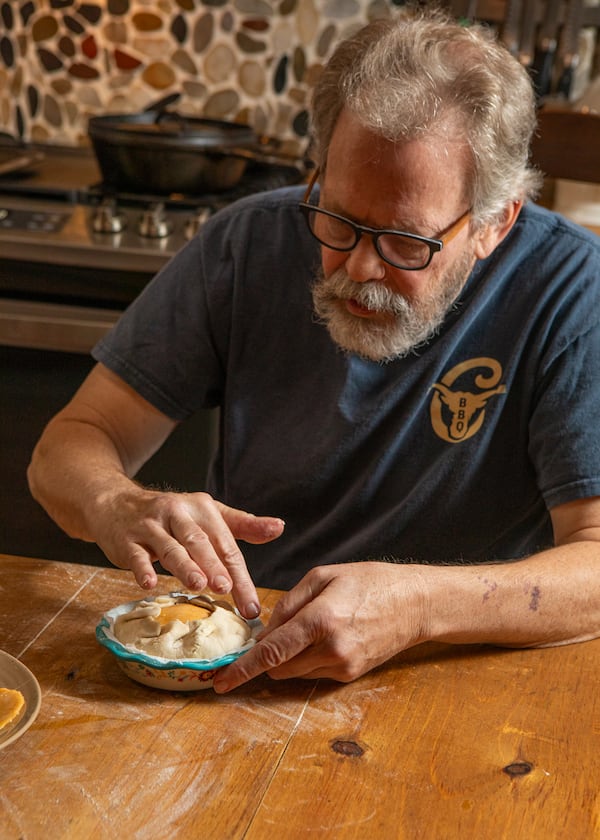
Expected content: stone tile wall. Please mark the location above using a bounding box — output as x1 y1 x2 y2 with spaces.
0 0 406 153
1 1 597 154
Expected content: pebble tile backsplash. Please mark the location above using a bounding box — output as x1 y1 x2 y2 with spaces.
0 0 407 153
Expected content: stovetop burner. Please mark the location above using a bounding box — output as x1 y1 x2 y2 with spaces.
0 144 306 273
84 160 304 210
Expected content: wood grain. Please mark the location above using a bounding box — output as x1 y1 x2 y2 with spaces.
0 556 314 839
247 642 600 838
1 555 599 839
0 554 94 658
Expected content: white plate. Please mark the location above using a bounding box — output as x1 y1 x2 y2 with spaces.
0 650 42 751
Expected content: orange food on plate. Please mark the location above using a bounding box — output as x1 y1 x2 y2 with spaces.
0 687 25 731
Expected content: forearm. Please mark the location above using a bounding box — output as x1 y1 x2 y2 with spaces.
28 415 140 542
419 543 600 648
214 545 600 691
28 407 284 606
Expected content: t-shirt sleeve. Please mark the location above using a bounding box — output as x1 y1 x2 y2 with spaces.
528 244 600 509
92 185 315 422
92 207 236 421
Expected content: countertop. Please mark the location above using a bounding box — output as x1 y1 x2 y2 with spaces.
1 553 599 838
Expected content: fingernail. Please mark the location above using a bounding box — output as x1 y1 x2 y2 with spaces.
213 575 231 593
141 575 153 589
188 574 205 590
246 602 260 619
213 678 230 694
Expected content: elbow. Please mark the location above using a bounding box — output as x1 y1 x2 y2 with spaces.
27 436 46 505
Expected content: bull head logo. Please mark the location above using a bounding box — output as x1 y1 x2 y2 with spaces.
430 357 506 443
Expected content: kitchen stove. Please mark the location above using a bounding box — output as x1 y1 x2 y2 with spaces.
0 143 303 276
0 141 304 564
0 142 305 349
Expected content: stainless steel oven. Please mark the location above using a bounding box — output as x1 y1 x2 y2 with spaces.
0 142 302 563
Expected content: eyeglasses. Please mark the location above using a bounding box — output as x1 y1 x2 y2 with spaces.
298 167 471 271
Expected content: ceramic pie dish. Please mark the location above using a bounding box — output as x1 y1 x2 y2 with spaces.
96 592 260 691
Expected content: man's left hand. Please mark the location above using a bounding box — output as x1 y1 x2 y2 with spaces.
212 562 428 691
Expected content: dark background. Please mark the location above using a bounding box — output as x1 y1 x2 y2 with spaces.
1 345 216 567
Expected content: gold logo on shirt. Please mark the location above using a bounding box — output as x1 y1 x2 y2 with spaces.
430 357 506 443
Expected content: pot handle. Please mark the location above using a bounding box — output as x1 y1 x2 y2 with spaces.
154 110 188 130
143 92 181 114
220 143 309 173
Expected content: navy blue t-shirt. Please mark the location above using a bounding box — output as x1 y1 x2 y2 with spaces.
93 188 600 589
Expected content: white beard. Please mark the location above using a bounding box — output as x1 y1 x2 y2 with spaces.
311 251 476 362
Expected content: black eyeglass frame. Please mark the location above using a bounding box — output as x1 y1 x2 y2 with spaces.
298 167 472 271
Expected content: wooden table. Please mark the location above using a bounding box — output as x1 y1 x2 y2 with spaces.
1 554 599 839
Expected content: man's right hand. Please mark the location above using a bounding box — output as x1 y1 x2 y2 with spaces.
91 486 284 619
27 363 283 620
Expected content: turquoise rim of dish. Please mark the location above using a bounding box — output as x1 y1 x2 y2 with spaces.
95 598 259 671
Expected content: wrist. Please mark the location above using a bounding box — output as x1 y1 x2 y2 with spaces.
416 564 487 644
386 562 477 646
83 473 148 541
371 562 434 648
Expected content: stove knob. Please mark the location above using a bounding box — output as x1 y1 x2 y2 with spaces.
92 199 126 234
138 203 173 238
184 207 212 240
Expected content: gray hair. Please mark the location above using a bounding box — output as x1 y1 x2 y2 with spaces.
310 8 543 227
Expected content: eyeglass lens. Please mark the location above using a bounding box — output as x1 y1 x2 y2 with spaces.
307 208 433 269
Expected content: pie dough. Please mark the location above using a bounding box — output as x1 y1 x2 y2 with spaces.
113 594 253 661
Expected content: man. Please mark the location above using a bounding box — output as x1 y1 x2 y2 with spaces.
28 9 600 692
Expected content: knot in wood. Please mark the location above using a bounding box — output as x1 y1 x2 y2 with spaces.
330 739 364 757
503 761 533 777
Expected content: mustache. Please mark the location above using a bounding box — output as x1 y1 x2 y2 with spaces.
313 267 412 316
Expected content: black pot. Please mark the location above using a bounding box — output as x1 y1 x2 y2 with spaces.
88 111 263 194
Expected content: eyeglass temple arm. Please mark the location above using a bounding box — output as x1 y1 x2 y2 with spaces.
302 166 321 201
440 209 471 245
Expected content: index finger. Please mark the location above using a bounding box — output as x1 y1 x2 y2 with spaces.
169 506 260 618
